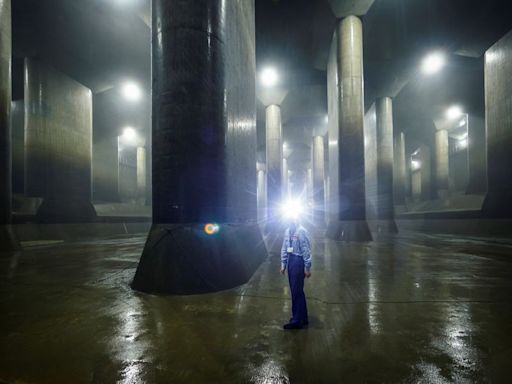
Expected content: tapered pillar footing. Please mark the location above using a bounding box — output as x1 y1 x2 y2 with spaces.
132 223 267 295
36 198 97 223
0 225 20 252
326 220 372 242
374 220 398 234
482 190 512 218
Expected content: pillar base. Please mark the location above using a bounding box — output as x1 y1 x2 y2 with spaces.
326 220 372 242
36 198 97 223
0 225 20 252
482 190 512 218
373 219 398 234
131 222 267 295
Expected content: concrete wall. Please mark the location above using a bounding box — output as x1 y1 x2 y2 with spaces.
364 103 378 220
482 29 512 217
93 137 119 202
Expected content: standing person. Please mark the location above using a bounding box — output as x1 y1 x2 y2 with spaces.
280 219 312 329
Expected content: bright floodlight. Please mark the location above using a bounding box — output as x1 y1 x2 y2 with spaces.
446 105 463 119
260 67 278 87
458 138 468 149
411 160 421 170
421 52 445 75
122 126 137 143
122 82 142 101
281 199 304 220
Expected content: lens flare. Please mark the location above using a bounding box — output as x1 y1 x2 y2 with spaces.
280 199 304 220
204 223 220 235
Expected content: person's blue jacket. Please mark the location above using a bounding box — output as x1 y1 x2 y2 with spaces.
281 225 312 272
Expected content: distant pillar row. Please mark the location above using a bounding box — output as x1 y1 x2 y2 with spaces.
435 129 449 196
375 97 397 233
265 104 283 220
0 0 19 250
312 135 325 225
327 15 372 241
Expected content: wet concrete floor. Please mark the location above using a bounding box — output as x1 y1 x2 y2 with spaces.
1 230 512 383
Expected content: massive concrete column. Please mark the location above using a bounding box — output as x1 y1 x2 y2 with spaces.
466 116 487 194
266 104 283 218
394 131 407 205
419 145 432 201
132 0 265 294
435 129 449 197
327 16 371 241
256 162 267 222
375 97 397 233
312 135 325 225
136 146 146 204
24 58 96 222
93 137 119 202
482 29 512 216
0 0 18 250
306 167 313 216
282 154 288 199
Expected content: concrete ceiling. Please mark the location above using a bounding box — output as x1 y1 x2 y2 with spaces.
12 0 150 94
328 0 375 17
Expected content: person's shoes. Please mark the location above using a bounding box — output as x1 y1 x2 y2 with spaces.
283 322 304 330
289 318 309 326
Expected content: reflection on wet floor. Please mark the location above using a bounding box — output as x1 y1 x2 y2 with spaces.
1 231 512 383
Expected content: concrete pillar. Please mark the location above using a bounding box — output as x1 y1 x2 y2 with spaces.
136 146 146 204
394 131 407 204
327 16 371 241
0 0 18 250
282 155 288 200
306 167 313 216
266 104 283 218
419 145 432 201
466 116 487 194
482 29 512 216
24 58 96 222
256 162 267 222
93 137 119 202
312 135 325 225
435 129 449 196
375 97 397 233
132 0 265 294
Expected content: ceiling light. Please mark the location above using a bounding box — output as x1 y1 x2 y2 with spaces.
260 67 278 87
122 82 142 101
121 126 137 144
446 106 463 119
421 52 445 75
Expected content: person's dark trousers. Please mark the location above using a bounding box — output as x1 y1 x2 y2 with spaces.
287 254 308 325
